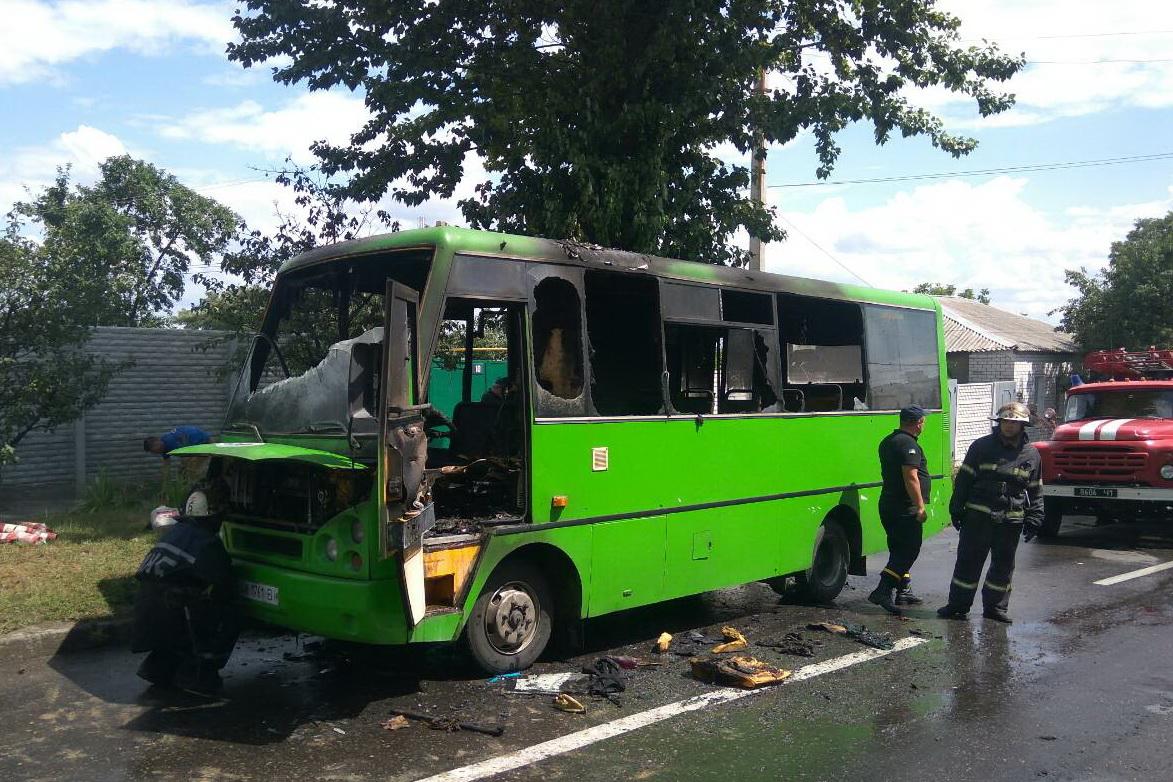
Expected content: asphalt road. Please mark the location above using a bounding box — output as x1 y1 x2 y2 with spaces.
2 515 1172 782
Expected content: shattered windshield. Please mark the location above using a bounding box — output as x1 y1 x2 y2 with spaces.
226 250 431 436
1064 390 1173 422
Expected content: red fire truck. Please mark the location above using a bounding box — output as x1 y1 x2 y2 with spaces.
1035 348 1173 536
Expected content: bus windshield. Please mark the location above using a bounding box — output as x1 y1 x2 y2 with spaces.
1064 389 1173 422
227 250 431 436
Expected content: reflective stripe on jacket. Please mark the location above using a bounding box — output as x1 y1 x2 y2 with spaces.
950 429 1044 526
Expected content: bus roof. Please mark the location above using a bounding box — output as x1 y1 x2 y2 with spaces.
278 225 936 310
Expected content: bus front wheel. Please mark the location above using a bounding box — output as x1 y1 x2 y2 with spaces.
796 521 850 604
463 561 553 674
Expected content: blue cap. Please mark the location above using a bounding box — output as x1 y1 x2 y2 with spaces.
900 405 926 421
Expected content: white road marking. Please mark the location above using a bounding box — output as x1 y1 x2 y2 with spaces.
1093 560 1173 586
414 636 928 782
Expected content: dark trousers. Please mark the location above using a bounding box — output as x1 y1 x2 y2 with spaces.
878 506 923 590
947 512 1022 611
132 582 239 683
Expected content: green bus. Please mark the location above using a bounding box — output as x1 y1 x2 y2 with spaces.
176 226 951 673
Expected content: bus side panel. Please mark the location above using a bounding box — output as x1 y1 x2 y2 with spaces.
663 500 818 600
587 516 667 616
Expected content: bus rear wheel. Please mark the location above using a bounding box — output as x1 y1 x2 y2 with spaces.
463 561 553 674
796 521 850 604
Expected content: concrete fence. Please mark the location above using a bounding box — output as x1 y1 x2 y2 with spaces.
0 327 236 497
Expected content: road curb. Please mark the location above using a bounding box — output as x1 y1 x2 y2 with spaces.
0 617 133 663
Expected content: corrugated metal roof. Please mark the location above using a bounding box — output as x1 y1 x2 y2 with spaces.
940 297 1079 354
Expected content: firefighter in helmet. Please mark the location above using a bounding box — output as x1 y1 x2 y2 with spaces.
131 484 239 695
937 401 1043 624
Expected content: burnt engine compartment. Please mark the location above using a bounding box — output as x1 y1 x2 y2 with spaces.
427 458 524 535
210 457 373 533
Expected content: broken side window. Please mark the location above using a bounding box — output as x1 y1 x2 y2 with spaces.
665 324 779 415
862 305 941 410
777 294 866 413
529 270 587 417
584 271 665 416
720 328 781 413
721 289 774 325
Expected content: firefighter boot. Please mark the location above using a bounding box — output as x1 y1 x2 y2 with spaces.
983 607 1013 624
936 604 969 620
868 586 902 616
895 574 923 606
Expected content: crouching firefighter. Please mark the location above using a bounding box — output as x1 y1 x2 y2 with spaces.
937 402 1043 624
131 486 239 695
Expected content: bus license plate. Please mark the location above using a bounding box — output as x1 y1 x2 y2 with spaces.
1074 487 1118 498
240 580 279 606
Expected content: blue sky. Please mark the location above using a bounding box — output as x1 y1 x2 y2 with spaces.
2 0 1171 322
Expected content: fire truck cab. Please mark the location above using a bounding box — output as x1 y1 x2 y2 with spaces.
1035 349 1173 536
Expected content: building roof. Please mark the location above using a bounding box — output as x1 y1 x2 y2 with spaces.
939 296 1079 354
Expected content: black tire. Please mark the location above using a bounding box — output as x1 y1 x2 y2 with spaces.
1040 504 1063 538
462 560 553 674
796 520 851 603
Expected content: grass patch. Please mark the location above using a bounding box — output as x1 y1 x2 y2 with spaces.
0 506 155 635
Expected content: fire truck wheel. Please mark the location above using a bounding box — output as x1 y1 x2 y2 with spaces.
796 520 850 603
1040 505 1063 538
463 560 553 675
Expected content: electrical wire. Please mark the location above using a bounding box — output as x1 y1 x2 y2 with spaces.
770 151 1173 188
775 214 873 286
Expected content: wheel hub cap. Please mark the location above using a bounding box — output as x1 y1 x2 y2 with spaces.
485 584 538 655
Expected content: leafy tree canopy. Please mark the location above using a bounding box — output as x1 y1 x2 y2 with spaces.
229 0 1023 267
1057 212 1173 350
912 282 991 303
0 227 120 468
10 156 241 327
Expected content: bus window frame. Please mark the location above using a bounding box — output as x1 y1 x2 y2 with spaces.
526 264 591 418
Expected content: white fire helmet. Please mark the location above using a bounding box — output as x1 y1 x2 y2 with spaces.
991 402 1031 424
184 489 211 517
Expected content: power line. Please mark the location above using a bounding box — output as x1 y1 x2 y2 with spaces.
1030 58 1173 64
770 151 1173 189
776 214 873 287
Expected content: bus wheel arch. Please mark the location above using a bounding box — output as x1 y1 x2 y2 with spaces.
461 544 582 674
797 509 855 604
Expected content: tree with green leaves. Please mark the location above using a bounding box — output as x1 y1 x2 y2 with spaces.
912 282 991 303
10 156 241 327
228 0 1023 267
1057 212 1173 351
0 228 120 471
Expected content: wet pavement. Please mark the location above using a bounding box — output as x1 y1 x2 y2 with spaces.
2 516 1172 782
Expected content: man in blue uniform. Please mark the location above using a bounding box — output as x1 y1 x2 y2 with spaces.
143 425 211 457
868 405 931 615
937 402 1043 624
131 487 238 695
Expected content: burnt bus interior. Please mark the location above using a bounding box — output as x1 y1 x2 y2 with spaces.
426 299 529 532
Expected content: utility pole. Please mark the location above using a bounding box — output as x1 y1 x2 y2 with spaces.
748 68 767 272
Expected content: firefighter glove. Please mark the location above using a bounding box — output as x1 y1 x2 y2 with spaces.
1022 522 1039 543
951 516 962 531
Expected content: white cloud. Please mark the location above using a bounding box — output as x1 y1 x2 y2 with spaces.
0 124 128 212
159 92 371 164
767 178 1173 322
0 0 235 84
925 1 1173 127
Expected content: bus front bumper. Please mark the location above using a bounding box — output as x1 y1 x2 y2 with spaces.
233 560 410 645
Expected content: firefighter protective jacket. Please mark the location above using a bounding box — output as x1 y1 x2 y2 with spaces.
950 428 1044 528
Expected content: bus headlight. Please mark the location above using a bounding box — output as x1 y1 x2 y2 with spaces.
351 520 365 544
1161 464 1173 480
324 537 339 561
